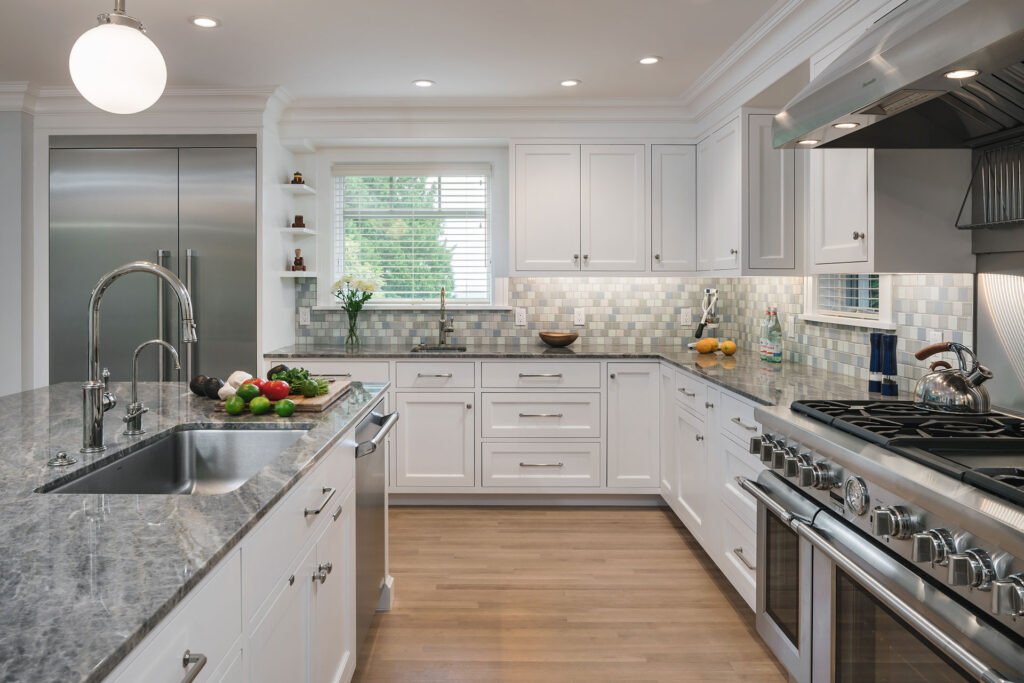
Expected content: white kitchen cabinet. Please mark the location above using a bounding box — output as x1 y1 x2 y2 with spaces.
674 404 707 543
746 114 796 270
249 545 314 683
580 145 646 271
395 392 475 487
810 148 871 265
659 364 676 497
651 145 697 272
310 490 356 683
514 145 581 271
607 363 660 489
697 118 742 272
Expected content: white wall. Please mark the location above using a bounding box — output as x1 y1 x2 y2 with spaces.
261 101 298 356
0 111 25 396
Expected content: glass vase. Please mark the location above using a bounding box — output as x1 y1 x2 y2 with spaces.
345 309 360 346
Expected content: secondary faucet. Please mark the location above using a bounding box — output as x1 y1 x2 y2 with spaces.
123 339 180 436
83 261 197 453
438 286 455 346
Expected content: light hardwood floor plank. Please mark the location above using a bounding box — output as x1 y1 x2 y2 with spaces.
354 506 786 682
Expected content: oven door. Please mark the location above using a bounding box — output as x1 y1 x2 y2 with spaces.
801 510 1024 683
740 471 821 683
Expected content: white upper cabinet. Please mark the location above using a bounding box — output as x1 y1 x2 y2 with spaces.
581 145 646 271
514 145 581 271
652 145 697 272
697 118 742 272
747 114 796 270
810 148 871 265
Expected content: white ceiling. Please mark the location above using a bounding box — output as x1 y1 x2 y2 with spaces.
0 0 779 101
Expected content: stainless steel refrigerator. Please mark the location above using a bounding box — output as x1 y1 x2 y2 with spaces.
49 135 257 385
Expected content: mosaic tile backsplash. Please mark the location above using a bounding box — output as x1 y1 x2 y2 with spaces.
295 273 974 393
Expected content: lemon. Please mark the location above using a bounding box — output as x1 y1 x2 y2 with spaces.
721 340 737 356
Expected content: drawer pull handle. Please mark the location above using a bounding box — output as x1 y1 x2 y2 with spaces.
181 650 207 683
304 486 337 517
695 434 704 442
678 389 696 397
519 462 564 468
730 417 758 432
331 504 344 521
705 401 714 409
518 373 563 378
313 561 334 584
332 373 352 378
417 372 453 378
733 547 756 571
519 413 563 418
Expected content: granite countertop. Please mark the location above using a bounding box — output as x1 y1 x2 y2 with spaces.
266 342 873 406
0 380 387 683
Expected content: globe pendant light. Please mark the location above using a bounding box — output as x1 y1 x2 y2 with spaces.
69 0 167 114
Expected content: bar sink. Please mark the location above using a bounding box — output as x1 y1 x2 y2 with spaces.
42 427 310 495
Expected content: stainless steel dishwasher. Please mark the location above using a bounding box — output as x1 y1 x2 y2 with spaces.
354 402 399 652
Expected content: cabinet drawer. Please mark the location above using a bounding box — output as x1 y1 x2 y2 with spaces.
720 442 761 528
720 508 757 610
481 362 600 388
481 393 600 438
111 550 241 683
396 361 475 388
282 360 390 384
242 442 352 627
720 391 761 448
674 371 707 417
482 443 600 487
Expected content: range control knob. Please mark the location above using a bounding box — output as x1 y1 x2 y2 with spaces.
991 574 1024 617
749 433 770 455
948 549 995 590
783 453 812 478
797 461 836 490
772 445 797 470
760 436 779 463
871 505 918 539
910 528 956 566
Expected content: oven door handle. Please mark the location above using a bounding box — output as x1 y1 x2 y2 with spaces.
790 517 1018 683
736 476 796 523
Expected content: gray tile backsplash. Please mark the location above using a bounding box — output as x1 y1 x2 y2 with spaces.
295 273 973 393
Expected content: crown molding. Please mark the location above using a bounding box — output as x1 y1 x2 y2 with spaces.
0 82 36 113
22 85 279 116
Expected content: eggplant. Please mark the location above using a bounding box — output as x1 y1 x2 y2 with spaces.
203 377 225 399
267 364 290 380
189 375 209 396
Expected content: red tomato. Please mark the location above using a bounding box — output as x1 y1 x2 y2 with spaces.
261 380 290 401
243 377 265 389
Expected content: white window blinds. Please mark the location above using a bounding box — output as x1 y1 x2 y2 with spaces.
816 273 880 319
332 165 491 303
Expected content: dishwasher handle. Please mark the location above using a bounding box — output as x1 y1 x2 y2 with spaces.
356 411 399 458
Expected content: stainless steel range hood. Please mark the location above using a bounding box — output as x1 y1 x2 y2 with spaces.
774 0 1024 149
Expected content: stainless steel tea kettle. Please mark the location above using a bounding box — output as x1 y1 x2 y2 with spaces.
913 342 993 413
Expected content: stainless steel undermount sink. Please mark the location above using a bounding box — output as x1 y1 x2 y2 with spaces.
42 427 310 495
410 344 467 352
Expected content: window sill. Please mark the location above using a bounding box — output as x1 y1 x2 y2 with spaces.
798 313 897 331
313 304 513 312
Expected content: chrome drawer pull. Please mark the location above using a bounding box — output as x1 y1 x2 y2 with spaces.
304 486 337 517
332 373 352 378
181 650 207 683
730 416 758 431
519 462 564 468
417 372 453 378
678 388 696 397
313 561 334 584
331 504 344 521
518 373 563 378
733 547 756 571
519 413 563 418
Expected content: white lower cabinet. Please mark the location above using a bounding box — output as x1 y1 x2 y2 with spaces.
249 545 314 683
482 442 600 487
659 365 676 497
607 363 660 488
395 392 475 487
673 404 707 543
311 491 357 683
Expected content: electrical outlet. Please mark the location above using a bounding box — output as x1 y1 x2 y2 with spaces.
680 307 692 325
298 307 311 326
573 308 586 326
515 307 527 326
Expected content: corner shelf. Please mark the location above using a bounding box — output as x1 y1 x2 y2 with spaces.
281 183 316 196
280 227 317 236
280 271 317 278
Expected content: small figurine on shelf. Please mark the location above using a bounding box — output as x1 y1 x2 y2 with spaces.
291 215 305 228
291 171 304 184
291 248 307 271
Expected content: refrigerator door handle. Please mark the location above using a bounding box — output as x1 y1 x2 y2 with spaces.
185 248 195 379
156 249 170 381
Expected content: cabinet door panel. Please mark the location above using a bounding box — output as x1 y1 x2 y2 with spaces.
607 363 660 488
249 547 314 683
712 120 741 270
396 392 475 486
515 145 581 271
581 145 646 271
674 406 706 542
659 365 676 498
747 114 795 270
652 145 697 271
311 491 356 683
812 148 870 265
696 139 715 271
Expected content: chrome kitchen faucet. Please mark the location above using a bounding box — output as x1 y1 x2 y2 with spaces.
438 286 455 346
123 339 180 436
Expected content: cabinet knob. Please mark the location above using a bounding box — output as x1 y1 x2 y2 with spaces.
582 254 589 261
466 403 472 409
573 254 579 261
610 373 616 379
729 248 737 255
654 254 661 260
705 401 714 408
695 434 704 442
852 231 866 240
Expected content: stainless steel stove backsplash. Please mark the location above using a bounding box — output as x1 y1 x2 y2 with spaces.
295 273 973 393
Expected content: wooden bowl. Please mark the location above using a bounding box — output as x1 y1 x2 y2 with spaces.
539 331 579 347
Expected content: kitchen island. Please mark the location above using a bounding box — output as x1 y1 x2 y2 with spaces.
0 380 387 682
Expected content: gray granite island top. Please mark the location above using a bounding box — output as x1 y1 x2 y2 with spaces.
0 380 387 683
266 342 877 406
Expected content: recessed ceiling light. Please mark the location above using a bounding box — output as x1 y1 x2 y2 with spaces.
189 16 220 28
412 79 435 88
798 139 819 145
639 56 661 65
560 79 581 87
944 69 979 79
833 122 859 129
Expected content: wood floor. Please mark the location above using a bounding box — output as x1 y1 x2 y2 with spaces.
353 506 787 682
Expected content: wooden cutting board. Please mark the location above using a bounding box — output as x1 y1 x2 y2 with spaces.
217 379 352 413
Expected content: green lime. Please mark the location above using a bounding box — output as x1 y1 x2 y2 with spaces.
236 383 261 403
275 399 297 417
300 380 319 398
249 396 272 415
224 396 245 415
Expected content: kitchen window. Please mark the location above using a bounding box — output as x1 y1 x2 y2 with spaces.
331 164 493 305
801 273 895 330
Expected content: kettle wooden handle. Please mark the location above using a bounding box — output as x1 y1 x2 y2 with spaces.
915 342 951 361
930 360 952 371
